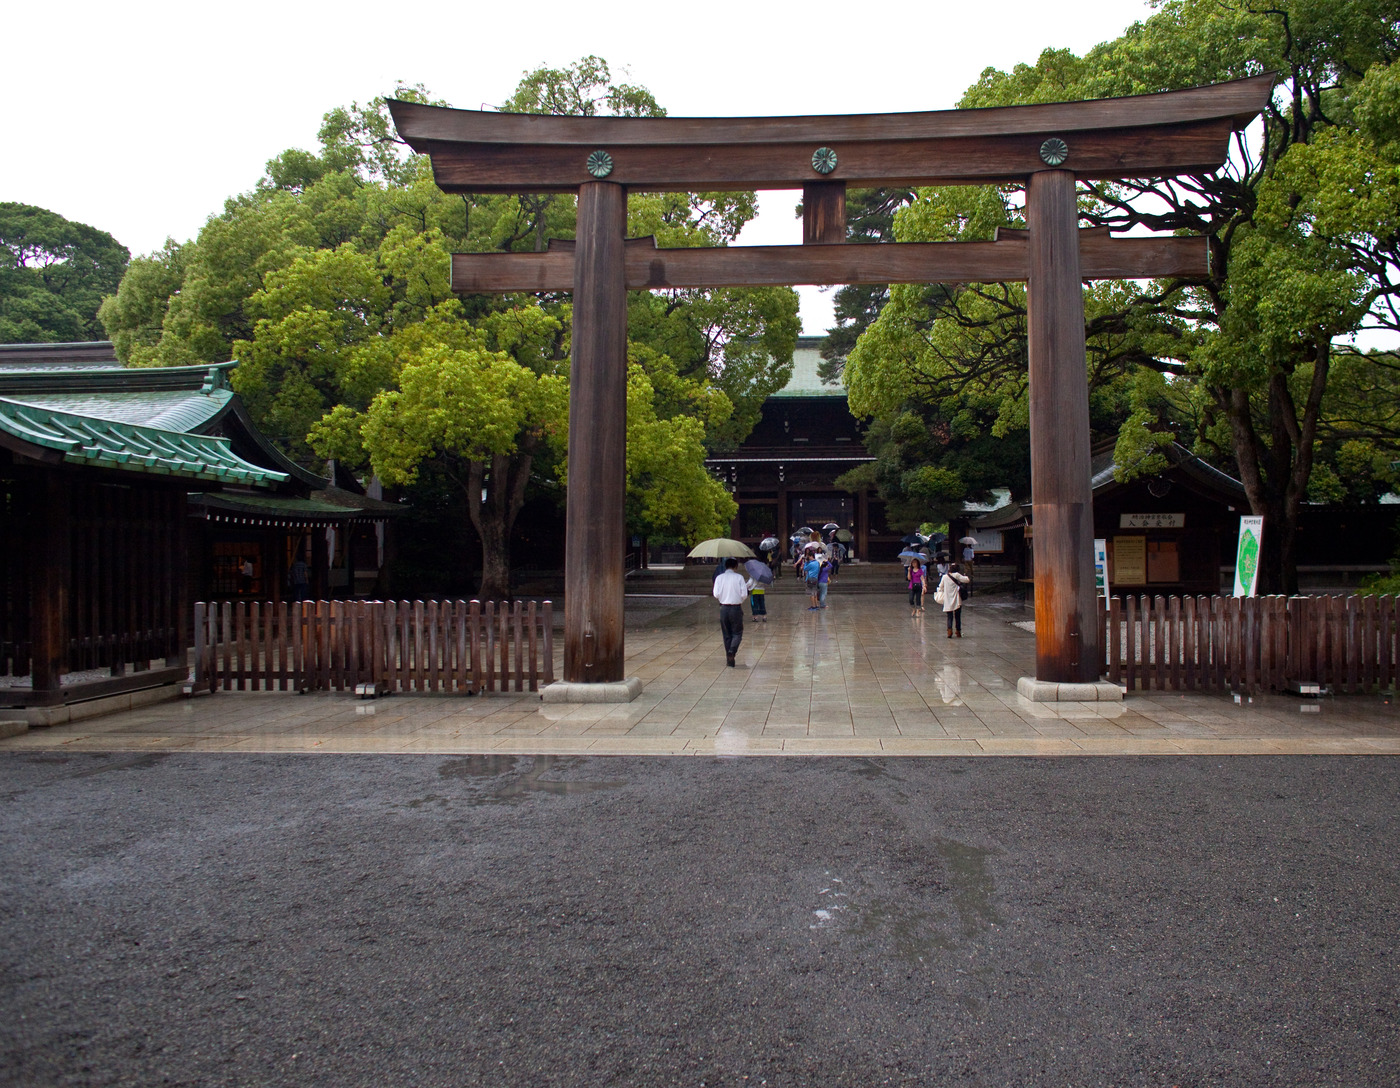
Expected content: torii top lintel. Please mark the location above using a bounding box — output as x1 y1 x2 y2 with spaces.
389 74 1273 194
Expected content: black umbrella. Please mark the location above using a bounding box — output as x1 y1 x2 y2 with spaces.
795 526 815 536
899 532 925 545
822 522 841 532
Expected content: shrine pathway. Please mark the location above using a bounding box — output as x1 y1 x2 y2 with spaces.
5 591 1398 756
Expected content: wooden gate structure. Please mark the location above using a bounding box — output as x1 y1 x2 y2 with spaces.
390 76 1273 690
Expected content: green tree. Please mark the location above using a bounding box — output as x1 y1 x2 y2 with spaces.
1 203 129 342
103 59 796 598
845 0 1400 592
816 187 914 383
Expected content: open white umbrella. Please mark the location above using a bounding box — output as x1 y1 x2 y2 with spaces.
759 536 780 551
688 538 756 559
959 536 979 546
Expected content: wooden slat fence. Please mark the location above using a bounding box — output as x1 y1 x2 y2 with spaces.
194 600 554 695
1105 594 1400 694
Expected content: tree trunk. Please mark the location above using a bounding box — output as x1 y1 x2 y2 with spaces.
461 449 536 602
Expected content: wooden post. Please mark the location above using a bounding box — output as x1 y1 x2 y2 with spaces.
1026 170 1099 683
802 182 846 244
30 473 70 694
564 181 628 683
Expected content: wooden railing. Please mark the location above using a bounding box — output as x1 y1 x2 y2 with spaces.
194 599 554 695
1104 594 1400 694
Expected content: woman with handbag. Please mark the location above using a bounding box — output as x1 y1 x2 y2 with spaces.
935 562 971 637
907 557 927 617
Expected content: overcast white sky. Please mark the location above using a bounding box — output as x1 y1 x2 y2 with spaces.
6 0 1161 335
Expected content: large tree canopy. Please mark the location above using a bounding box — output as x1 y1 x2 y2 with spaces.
100 58 797 598
0 203 129 343
841 0 1400 590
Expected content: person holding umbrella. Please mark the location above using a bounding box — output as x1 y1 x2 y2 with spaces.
759 535 781 580
745 557 774 623
713 557 755 666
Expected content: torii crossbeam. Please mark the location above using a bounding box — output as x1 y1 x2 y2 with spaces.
391 75 1271 698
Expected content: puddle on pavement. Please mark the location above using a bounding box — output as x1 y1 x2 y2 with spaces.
850 897 955 960
436 755 626 804
933 835 1003 935
813 834 1002 960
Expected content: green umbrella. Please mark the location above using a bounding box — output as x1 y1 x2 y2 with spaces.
688 538 757 559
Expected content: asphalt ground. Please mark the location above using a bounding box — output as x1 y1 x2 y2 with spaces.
2 752 1397 1087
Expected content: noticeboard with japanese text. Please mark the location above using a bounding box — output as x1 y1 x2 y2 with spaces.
1112 535 1147 584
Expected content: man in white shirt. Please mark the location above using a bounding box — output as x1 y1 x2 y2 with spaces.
712 557 755 667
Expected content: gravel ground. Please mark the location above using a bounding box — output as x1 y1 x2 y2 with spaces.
2 753 1397 1087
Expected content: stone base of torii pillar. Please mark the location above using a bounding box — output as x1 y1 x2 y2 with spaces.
1016 677 1123 702
541 677 644 703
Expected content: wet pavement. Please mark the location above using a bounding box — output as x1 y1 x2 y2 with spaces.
2 752 1397 1086
3 591 1398 756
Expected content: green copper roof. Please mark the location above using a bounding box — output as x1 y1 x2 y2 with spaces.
2 388 234 432
0 398 287 486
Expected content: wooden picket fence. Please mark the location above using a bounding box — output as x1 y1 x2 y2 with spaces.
194 599 554 695
1104 594 1400 694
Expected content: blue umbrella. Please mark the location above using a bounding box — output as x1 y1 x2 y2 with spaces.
744 559 774 585
898 548 922 560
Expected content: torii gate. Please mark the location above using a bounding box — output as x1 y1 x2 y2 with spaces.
390 75 1271 700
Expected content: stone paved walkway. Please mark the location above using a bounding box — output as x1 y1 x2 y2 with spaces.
4 592 1398 756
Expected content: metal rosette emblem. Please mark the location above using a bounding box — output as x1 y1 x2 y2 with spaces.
586 149 614 178
1039 138 1069 166
811 147 838 175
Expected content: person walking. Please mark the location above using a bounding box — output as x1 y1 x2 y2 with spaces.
749 577 768 623
713 557 754 667
817 557 832 609
907 557 927 617
937 561 971 638
802 552 822 611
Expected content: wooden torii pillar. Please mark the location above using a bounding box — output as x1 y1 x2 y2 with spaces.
390 75 1271 698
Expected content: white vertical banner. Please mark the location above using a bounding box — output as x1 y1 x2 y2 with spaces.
1094 538 1109 608
1233 516 1264 597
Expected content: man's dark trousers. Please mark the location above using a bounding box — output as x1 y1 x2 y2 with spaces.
719 603 744 661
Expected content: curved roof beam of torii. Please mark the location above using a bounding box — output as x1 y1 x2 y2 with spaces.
390 74 1275 194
